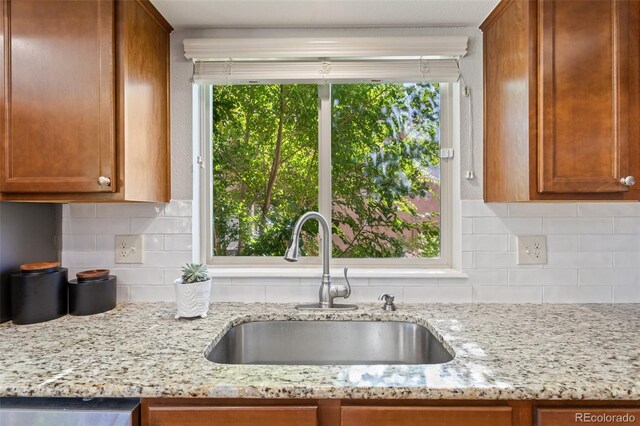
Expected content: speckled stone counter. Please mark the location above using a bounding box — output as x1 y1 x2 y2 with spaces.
1 303 639 400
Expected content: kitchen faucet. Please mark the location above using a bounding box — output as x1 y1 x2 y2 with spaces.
284 211 357 311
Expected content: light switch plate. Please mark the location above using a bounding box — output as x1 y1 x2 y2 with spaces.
115 235 143 264
517 235 547 265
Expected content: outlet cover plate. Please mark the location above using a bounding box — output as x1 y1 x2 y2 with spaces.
517 235 547 265
115 235 143 264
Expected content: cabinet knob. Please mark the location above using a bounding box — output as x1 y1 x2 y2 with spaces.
620 176 636 187
97 176 111 187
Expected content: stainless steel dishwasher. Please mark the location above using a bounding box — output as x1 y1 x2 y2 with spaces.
0 397 140 426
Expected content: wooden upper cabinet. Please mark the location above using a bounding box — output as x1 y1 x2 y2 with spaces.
1 0 115 194
0 0 172 202
482 0 640 201
539 0 630 193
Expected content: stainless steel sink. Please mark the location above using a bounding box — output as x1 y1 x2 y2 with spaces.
205 320 454 365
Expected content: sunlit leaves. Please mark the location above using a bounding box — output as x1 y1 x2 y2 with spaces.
211 82 441 259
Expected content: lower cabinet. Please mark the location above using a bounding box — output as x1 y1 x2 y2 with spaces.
341 406 512 426
141 399 640 426
147 405 317 426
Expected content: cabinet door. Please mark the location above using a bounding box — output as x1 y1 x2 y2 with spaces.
538 0 631 193
0 0 115 193
538 408 640 425
147 406 317 426
341 406 512 426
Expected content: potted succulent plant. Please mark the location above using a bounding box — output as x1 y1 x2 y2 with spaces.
174 263 211 319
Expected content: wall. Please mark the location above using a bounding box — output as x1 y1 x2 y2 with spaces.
59 27 640 304
62 200 640 303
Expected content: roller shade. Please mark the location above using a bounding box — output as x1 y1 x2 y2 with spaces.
185 36 466 85
193 59 460 85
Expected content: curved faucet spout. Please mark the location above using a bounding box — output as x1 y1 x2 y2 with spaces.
284 211 331 276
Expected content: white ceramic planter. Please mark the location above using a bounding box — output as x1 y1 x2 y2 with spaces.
174 278 212 319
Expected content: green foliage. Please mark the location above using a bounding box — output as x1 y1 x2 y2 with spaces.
211 82 441 259
180 263 209 283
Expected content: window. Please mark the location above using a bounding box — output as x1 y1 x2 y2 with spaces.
203 82 452 267
188 35 465 269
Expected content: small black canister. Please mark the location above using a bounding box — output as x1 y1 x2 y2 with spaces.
68 269 116 316
10 262 68 325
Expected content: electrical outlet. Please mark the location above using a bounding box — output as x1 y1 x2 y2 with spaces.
517 235 547 265
115 235 143 264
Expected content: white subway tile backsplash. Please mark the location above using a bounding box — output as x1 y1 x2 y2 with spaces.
613 218 640 234
613 252 640 268
265 286 318 303
96 203 163 218
62 235 96 251
461 200 508 217
116 286 131 303
130 285 175 302
212 286 265 303
473 217 543 235
130 217 191 234
462 218 473 234
462 252 474 269
508 203 577 218
109 268 164 285
508 269 577 286
613 285 640 303
543 285 612 303
543 218 613 235
461 269 508 286
545 235 579 252
164 235 192 251
133 251 192 268
404 286 472 303
474 252 517 269
63 218 130 234
63 204 96 218
462 235 508 252
578 269 640 286
59 200 640 304
62 251 118 268
546 252 612 269
163 201 192 217
579 234 640 252
473 286 543 303
578 203 640 217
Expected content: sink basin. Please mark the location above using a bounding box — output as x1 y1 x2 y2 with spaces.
205 320 454 365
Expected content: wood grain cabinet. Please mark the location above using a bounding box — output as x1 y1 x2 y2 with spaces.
0 0 172 202
142 399 640 426
341 406 513 426
482 0 640 201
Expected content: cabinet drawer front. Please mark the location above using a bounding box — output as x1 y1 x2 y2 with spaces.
148 406 317 426
341 406 512 426
538 408 640 426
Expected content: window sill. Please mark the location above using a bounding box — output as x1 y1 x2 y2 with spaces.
207 267 468 279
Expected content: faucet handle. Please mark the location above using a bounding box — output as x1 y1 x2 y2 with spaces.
378 293 396 311
342 267 352 299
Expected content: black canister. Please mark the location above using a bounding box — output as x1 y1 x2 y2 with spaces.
68 269 116 316
10 262 68 325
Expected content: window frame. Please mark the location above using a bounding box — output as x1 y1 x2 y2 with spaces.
199 82 455 269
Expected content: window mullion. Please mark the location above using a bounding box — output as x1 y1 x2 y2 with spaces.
318 84 332 262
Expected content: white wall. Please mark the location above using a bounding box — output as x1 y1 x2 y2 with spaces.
60 27 640 304
61 200 640 303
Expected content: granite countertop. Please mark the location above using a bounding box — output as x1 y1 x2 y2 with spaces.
1 303 639 400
